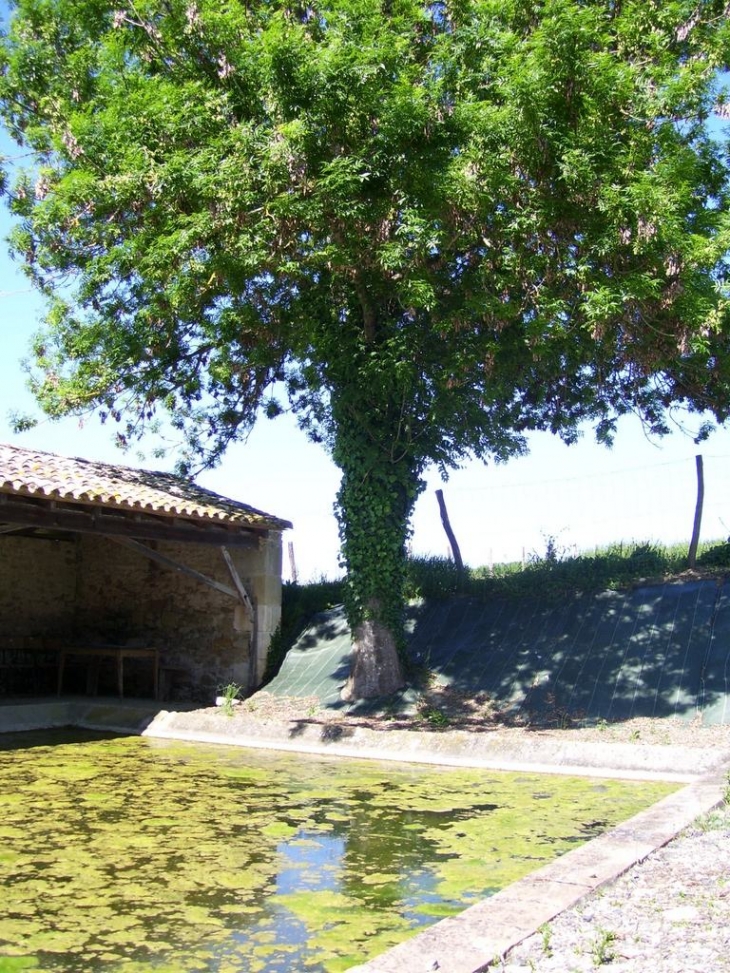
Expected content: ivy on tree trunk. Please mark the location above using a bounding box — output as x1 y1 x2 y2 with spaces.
332 393 424 696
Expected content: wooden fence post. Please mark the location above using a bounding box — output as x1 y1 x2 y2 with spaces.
288 541 298 584
688 454 704 568
435 488 464 573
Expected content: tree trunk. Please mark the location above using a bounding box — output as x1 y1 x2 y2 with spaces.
331 402 422 700
340 600 404 700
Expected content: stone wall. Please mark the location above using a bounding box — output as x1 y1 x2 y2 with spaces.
73 534 282 701
0 534 77 637
0 529 283 703
0 534 77 695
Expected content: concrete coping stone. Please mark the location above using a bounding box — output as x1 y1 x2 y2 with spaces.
143 708 730 782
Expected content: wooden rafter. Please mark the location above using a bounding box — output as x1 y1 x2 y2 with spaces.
108 536 241 602
0 494 262 548
221 546 258 689
221 547 254 618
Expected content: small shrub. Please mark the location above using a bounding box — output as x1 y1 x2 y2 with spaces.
416 702 450 728
697 542 730 568
405 555 467 600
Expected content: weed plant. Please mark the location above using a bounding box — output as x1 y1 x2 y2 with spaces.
217 682 242 717
591 927 617 966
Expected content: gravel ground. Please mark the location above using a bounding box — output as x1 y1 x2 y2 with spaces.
234 689 730 751
496 802 730 973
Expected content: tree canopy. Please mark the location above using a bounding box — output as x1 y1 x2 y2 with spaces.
2 0 730 696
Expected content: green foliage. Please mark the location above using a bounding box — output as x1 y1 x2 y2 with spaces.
405 539 729 604
697 541 730 567
333 407 423 650
2 0 730 693
405 554 466 601
416 701 451 728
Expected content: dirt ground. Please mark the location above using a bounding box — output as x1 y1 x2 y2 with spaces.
218 685 730 750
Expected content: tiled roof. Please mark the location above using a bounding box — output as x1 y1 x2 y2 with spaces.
0 443 292 531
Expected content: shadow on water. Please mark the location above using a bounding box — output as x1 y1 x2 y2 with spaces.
0 726 128 752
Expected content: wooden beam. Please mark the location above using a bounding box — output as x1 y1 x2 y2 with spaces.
0 495 262 547
221 547 254 618
106 536 240 601
220 547 259 690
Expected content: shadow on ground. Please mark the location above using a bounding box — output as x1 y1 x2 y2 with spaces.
266 578 730 726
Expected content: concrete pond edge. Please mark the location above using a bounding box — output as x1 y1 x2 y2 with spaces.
3 699 729 973
143 706 730 782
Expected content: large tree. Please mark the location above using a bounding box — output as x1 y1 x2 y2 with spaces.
1 0 730 697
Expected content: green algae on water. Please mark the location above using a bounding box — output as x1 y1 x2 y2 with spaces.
0 730 676 973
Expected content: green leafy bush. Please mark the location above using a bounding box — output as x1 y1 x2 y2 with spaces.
405 540 726 604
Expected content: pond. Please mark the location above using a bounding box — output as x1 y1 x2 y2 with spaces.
0 729 675 973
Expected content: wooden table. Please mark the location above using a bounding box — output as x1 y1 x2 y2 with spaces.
57 646 159 699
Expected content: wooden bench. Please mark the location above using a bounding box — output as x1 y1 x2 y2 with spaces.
57 645 159 699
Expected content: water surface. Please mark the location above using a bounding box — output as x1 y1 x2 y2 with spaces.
0 730 675 972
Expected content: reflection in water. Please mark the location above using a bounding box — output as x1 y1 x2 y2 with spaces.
0 729 675 972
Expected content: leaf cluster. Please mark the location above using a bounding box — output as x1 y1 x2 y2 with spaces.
2 0 729 465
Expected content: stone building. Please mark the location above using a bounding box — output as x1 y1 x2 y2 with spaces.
0 443 291 702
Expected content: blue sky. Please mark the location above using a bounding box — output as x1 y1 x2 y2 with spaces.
1 19 729 581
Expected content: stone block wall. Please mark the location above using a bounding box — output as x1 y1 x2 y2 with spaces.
0 535 77 696
72 533 282 702
0 535 77 637
0 529 284 703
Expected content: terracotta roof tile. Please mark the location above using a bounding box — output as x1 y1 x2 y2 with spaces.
0 443 292 531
